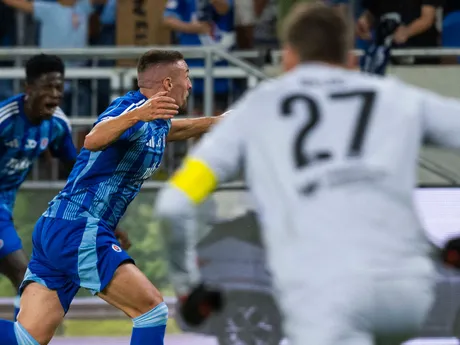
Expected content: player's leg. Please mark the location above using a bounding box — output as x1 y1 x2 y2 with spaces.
77 220 167 345
98 263 167 345
279 277 376 345
374 274 435 345
0 264 73 345
0 218 28 319
0 215 81 344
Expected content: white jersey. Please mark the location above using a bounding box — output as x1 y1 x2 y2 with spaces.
157 63 458 344
182 63 460 284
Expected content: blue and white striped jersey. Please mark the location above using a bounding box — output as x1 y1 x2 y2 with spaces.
0 94 76 216
44 90 171 229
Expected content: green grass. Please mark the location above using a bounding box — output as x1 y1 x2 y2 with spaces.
61 318 182 337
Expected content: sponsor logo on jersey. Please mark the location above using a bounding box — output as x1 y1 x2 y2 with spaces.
40 138 49 150
0 239 4 250
25 139 37 150
112 244 122 252
146 137 156 148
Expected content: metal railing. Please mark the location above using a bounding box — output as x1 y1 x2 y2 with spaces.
0 46 268 119
0 296 177 321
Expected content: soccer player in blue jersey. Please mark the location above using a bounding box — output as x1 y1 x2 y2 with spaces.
0 49 223 345
0 54 77 320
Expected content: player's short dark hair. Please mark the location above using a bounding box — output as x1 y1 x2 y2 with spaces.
25 54 65 84
282 3 350 64
137 50 185 74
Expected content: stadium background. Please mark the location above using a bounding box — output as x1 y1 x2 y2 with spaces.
1 0 460 344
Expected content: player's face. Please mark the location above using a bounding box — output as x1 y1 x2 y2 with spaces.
282 44 300 72
169 60 192 111
26 72 64 121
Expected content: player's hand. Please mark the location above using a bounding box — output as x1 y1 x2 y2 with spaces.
135 91 179 123
356 16 372 41
190 21 212 35
178 283 224 326
114 228 132 251
442 237 460 269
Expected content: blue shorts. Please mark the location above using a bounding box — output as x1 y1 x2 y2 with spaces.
20 216 133 313
0 208 23 259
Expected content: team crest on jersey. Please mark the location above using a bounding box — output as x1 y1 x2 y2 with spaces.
40 138 49 150
112 244 122 252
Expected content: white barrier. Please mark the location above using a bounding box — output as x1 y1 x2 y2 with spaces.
0 296 177 321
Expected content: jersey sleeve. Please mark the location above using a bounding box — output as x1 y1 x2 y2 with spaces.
95 97 144 141
50 112 77 162
421 89 460 148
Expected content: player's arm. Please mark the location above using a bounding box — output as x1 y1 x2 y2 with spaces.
84 109 142 151
405 1 438 39
155 106 245 325
163 0 210 34
2 0 33 13
49 112 78 174
167 114 226 142
84 92 178 151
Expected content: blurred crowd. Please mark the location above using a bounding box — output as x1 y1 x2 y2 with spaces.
0 0 459 116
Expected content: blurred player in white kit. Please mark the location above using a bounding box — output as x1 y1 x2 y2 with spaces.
154 3 460 344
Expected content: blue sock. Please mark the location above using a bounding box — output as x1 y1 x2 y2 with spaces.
130 302 168 345
0 320 39 345
14 295 20 321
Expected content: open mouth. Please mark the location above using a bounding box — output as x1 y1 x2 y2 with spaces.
43 102 59 114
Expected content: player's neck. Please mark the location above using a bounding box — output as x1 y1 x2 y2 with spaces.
23 100 40 125
139 87 164 99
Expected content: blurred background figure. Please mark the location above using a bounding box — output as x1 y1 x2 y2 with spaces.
163 0 234 115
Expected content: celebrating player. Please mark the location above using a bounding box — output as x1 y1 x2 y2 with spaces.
0 49 222 345
0 54 77 320
155 4 460 345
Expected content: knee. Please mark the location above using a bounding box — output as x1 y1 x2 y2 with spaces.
15 319 55 345
133 287 164 316
132 301 169 329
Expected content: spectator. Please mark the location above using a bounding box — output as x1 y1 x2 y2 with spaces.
1 0 105 115
277 0 316 39
358 0 442 66
163 0 234 114
253 0 278 51
234 0 268 49
91 0 117 114
329 0 369 51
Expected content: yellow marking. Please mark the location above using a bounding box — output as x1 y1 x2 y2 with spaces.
170 157 218 204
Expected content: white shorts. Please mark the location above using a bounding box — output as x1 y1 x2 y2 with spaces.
279 274 435 345
234 0 256 26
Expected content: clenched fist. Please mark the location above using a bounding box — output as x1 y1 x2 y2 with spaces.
135 91 179 122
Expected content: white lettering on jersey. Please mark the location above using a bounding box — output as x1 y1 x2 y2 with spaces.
5 158 32 174
25 139 37 150
4 139 19 148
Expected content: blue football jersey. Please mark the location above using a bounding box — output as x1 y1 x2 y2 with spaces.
44 90 171 229
0 94 77 216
